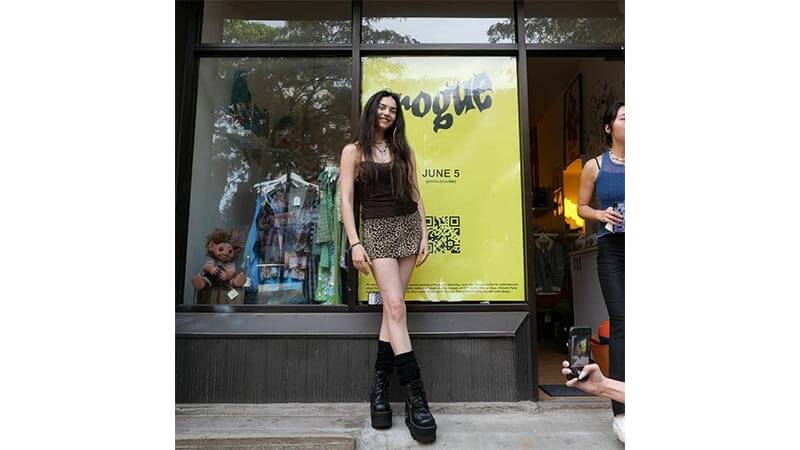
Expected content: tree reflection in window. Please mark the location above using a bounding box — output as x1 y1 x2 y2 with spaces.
220 17 423 45
362 18 421 44
221 19 351 45
362 17 514 44
487 17 623 45
208 57 351 218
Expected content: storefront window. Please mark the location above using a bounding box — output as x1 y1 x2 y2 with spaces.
184 57 351 305
525 1 624 45
359 56 525 303
362 1 515 44
201 1 351 45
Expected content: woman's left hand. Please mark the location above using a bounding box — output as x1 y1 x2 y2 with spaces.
416 236 430 266
561 361 606 396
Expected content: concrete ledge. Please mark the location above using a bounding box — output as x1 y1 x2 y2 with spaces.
176 311 528 337
176 402 621 450
176 436 354 450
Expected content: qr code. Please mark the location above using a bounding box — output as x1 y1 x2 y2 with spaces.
426 215 462 254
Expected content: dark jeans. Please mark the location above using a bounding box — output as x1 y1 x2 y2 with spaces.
598 233 625 416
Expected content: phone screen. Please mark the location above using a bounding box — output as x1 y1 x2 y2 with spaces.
569 327 592 372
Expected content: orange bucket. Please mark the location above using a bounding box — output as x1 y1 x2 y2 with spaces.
590 335 609 377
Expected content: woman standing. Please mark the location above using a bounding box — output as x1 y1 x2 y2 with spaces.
577 102 625 443
339 90 436 443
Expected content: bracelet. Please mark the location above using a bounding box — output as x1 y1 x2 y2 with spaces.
349 242 363 250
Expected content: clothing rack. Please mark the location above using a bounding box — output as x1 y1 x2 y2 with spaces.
252 172 315 190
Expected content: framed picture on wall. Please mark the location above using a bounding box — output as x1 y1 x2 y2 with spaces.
552 187 564 217
563 73 582 167
551 167 563 216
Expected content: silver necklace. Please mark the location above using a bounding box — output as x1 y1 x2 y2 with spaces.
609 149 625 163
375 141 389 160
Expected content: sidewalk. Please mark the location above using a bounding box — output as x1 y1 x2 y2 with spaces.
176 399 624 449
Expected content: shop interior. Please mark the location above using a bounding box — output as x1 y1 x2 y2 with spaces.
526 56 624 398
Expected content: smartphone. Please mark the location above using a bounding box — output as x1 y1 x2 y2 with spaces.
613 202 625 233
604 202 625 233
567 327 592 380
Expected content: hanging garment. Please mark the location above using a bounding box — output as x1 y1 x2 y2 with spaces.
243 191 266 287
300 187 320 301
534 238 566 294
245 173 319 304
314 167 342 304
338 185 349 270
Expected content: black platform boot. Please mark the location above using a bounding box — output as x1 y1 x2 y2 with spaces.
370 340 395 429
370 369 393 429
404 378 437 443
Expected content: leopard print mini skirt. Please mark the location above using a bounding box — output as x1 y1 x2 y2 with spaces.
363 211 422 259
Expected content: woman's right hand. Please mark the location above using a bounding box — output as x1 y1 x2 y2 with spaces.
597 207 624 226
351 244 372 275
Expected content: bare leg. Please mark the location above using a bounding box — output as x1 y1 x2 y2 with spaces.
397 254 417 294
371 257 412 354
379 254 417 341
379 308 391 341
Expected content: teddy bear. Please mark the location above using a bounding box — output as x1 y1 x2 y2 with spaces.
191 228 247 290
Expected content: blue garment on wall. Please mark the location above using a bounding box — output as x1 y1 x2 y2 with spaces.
243 192 265 289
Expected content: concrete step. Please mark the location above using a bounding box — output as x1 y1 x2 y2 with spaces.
176 400 622 450
176 436 354 450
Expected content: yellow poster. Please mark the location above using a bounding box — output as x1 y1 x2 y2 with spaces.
359 56 524 302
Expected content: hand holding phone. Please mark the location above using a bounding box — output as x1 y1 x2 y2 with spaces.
604 202 625 233
566 327 592 381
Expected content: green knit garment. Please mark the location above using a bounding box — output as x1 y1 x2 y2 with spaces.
315 168 341 304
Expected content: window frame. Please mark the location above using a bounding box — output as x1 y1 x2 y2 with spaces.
176 0 624 313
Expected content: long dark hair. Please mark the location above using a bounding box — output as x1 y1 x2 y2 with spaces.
602 101 625 146
355 90 417 202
